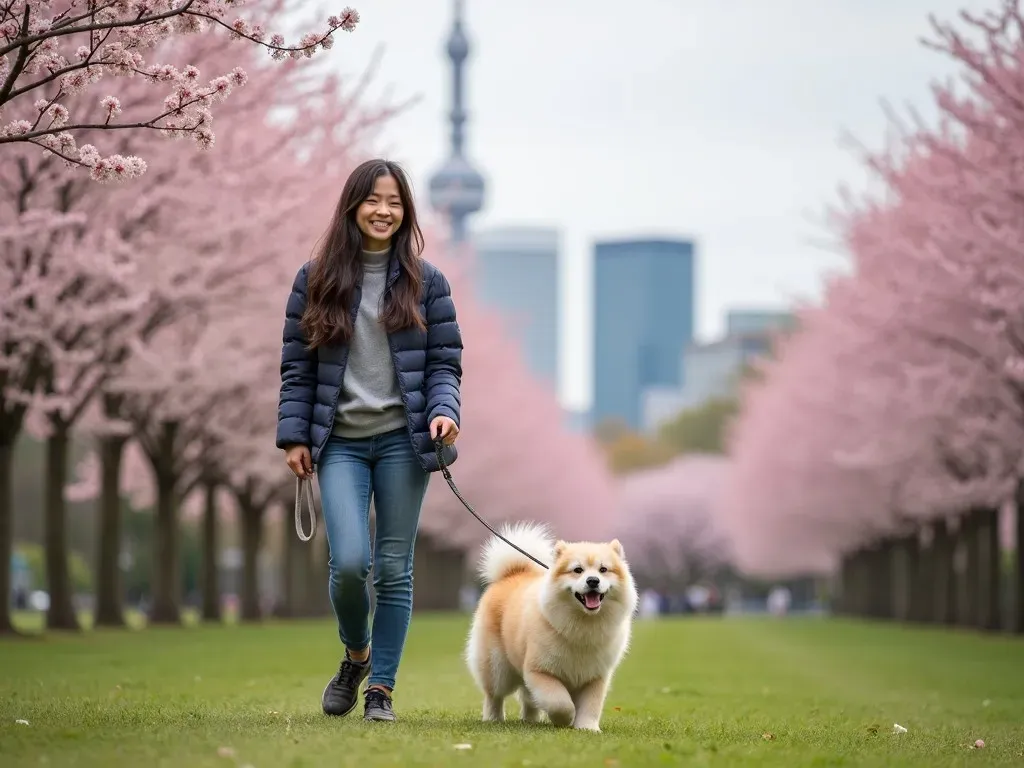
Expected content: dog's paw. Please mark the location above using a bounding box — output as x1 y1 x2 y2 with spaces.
572 719 602 732
547 706 575 728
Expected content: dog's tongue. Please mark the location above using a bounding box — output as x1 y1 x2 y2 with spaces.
584 592 601 610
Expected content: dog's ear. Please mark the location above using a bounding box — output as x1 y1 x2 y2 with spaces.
609 539 623 557
553 540 567 558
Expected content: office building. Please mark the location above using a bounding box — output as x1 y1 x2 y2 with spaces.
591 238 696 429
640 308 792 432
473 226 561 386
725 309 793 336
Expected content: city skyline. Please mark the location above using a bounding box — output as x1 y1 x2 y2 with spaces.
325 0 988 411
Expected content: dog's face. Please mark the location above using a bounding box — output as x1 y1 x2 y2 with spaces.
550 539 631 615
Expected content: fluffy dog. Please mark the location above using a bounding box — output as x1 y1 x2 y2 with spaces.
465 522 638 732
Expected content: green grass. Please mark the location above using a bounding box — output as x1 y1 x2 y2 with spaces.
1 615 1022 767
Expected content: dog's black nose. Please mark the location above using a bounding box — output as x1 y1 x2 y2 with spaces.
586 576 600 589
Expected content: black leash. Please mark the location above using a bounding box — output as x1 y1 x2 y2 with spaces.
433 437 550 570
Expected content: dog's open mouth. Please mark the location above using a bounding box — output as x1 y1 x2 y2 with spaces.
575 590 604 611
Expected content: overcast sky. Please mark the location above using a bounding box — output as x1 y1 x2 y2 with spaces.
311 0 988 410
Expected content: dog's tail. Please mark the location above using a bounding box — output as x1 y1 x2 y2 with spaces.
477 521 555 585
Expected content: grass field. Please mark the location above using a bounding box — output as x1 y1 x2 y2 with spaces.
1 614 1023 767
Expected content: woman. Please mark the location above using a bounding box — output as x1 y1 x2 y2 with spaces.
276 158 463 723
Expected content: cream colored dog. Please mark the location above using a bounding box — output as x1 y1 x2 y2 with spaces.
464 522 638 732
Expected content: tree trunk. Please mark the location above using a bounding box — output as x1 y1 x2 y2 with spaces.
93 426 128 628
200 480 221 622
44 421 80 631
239 495 264 623
275 503 300 618
908 530 928 623
931 518 955 625
0 435 17 634
862 547 877 617
315 531 331 617
870 541 892 619
892 534 918 623
414 536 465 612
149 421 181 625
958 512 979 627
1014 480 1024 635
834 554 845 615
298 539 318 617
976 507 1001 632
851 548 869 616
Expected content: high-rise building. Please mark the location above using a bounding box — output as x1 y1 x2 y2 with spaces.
640 307 793 432
428 0 485 244
725 309 793 336
591 238 696 429
641 332 771 431
473 226 561 386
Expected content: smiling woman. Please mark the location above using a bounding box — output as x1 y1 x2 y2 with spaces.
275 158 464 723
357 175 404 249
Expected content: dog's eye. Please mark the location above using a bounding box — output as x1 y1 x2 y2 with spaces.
573 566 583 574
599 566 608 573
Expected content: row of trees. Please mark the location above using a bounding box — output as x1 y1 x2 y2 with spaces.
616 454 732 596
716 1 1024 632
1 1 622 635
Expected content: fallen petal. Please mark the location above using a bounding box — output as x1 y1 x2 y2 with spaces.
15 719 29 726
974 739 985 749
893 723 907 734
762 732 775 741
453 743 472 750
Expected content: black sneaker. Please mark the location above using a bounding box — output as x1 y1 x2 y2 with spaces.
363 687 396 722
321 652 371 716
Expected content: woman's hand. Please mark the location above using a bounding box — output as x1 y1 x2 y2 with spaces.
285 445 313 479
430 416 459 446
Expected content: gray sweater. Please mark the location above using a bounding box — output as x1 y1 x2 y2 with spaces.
332 248 407 438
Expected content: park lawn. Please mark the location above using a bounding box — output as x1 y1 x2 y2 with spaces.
1 615 1022 767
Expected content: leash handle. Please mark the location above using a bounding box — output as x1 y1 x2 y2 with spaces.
294 475 317 542
433 437 549 570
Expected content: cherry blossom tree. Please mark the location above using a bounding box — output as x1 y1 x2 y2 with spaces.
718 1 1024 617
8 51 398 635
0 0 360 177
0 204 153 631
615 454 732 593
0 14 381 633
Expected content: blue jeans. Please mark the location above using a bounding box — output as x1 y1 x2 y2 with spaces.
318 428 429 691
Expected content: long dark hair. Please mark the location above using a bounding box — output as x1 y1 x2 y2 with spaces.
301 159 426 349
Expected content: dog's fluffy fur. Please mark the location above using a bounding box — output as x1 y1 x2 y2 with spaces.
465 521 638 732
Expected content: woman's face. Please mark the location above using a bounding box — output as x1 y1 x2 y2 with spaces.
355 173 404 250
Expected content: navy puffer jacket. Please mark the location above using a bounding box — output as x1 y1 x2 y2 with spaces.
275 256 462 472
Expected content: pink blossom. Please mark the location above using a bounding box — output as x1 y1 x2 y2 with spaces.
0 1 361 177
718 2 1024 578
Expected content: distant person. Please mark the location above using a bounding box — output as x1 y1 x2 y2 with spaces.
767 586 792 616
639 588 661 618
277 158 463 723
686 584 710 613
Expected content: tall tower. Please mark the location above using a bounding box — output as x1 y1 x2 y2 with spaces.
428 0 485 244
